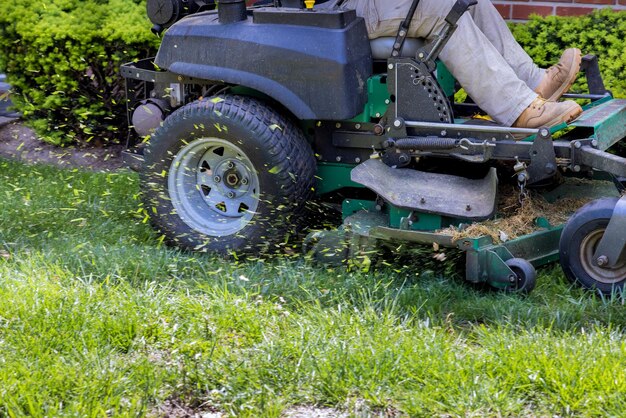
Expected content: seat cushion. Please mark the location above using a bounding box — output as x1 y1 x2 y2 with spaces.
370 37 426 60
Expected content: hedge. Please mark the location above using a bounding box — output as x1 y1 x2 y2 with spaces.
0 0 159 146
511 9 626 98
0 5 626 146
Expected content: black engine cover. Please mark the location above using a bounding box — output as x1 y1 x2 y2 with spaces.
154 8 373 120
147 0 215 31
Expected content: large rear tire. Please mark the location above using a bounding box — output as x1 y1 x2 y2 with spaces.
141 95 316 254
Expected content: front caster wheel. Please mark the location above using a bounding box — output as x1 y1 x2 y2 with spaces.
560 198 626 294
505 258 537 294
141 95 316 255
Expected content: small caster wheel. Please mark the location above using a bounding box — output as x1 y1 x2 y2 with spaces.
560 197 626 294
505 258 537 294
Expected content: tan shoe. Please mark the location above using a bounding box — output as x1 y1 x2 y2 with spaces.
535 48 582 101
513 97 582 129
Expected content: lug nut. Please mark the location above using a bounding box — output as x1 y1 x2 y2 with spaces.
227 161 235 169
213 176 221 183
241 178 249 185
227 191 236 199
597 255 609 267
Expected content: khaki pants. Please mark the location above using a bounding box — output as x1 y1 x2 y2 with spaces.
342 0 544 126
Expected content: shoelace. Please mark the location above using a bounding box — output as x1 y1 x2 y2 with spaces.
529 98 547 110
546 62 566 81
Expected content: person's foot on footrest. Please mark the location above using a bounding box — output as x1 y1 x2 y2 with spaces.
513 97 582 129
535 48 582 101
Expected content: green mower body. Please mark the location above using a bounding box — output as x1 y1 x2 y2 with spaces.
122 0 626 294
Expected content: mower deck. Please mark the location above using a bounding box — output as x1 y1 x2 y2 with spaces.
311 177 623 290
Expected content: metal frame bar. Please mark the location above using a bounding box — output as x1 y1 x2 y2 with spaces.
405 120 539 135
593 195 626 268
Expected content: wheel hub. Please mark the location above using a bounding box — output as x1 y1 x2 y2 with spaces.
580 229 626 284
224 170 241 188
209 159 253 201
168 138 260 237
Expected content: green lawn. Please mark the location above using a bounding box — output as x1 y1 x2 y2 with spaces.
1 158 626 417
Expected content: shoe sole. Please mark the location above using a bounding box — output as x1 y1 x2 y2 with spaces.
546 49 582 102
546 104 583 127
510 104 583 139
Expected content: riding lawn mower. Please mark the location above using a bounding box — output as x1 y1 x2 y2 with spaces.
121 0 626 295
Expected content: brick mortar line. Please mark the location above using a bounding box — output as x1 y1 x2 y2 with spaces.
492 1 626 7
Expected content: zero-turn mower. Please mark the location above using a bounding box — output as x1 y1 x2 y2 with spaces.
122 0 626 294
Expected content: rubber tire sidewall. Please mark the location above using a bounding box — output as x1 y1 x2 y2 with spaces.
505 258 537 294
141 95 315 254
559 197 623 294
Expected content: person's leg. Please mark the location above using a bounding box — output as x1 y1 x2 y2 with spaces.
341 0 581 127
341 0 535 125
439 16 537 125
469 0 545 90
412 0 539 126
466 0 581 101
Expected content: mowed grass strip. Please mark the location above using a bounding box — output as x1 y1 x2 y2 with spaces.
0 159 625 417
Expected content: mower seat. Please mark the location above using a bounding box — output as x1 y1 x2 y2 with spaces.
370 37 426 60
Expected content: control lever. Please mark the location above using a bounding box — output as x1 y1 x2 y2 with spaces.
391 0 422 58
446 0 479 25
421 0 478 71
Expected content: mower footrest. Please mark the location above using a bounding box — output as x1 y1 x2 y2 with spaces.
571 99 626 150
351 159 497 220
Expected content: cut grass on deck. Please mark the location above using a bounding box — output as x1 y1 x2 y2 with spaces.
0 159 625 417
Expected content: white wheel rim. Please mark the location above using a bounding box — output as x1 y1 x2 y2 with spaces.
168 138 260 237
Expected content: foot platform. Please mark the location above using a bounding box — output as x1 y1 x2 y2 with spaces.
351 159 498 221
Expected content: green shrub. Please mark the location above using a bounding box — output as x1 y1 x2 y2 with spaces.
0 0 159 146
511 9 626 98
1 6 626 146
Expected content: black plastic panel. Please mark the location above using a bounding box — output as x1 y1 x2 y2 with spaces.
252 8 357 29
154 8 372 120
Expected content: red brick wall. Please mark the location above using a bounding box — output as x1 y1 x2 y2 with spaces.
492 0 626 20
247 1 626 19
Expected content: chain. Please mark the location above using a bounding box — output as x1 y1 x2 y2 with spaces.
513 157 530 207
518 175 529 206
